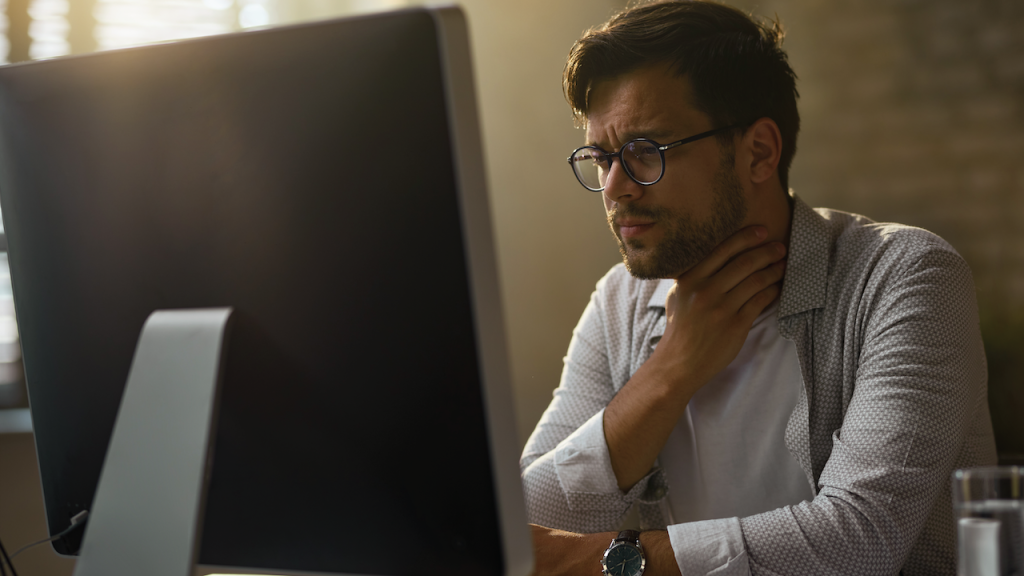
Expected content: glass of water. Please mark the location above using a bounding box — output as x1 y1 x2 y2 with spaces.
953 466 1024 576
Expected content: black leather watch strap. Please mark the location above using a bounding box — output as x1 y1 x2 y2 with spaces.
616 530 641 544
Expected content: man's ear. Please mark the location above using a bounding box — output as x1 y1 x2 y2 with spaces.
742 117 782 185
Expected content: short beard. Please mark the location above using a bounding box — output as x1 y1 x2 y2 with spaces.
609 149 748 280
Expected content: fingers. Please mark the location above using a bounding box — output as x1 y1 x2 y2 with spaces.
687 225 769 279
712 240 786 295
672 224 786 329
732 259 785 320
737 278 783 323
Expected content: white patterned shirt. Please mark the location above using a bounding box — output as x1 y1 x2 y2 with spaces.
520 193 998 576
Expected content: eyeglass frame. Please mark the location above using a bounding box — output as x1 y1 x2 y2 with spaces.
567 124 746 192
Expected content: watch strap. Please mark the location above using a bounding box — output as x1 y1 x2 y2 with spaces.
615 530 641 545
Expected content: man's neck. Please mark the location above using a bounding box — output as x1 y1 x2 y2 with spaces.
747 183 793 250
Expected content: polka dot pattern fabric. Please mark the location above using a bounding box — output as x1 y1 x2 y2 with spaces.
519 194 997 575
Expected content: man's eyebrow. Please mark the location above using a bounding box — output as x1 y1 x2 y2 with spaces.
586 129 678 148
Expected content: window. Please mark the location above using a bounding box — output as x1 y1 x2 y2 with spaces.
4 0 284 63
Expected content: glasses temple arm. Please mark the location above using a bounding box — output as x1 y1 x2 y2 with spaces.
657 124 748 151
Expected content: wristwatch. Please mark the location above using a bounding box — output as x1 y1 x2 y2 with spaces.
601 530 645 576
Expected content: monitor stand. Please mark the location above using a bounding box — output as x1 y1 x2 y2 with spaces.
73 308 233 576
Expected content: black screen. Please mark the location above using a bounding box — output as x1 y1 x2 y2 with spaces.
0 10 503 575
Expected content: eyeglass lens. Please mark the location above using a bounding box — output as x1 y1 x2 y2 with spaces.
570 140 663 191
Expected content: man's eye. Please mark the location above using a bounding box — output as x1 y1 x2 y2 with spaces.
625 142 655 156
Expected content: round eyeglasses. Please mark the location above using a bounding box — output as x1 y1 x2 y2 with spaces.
567 125 743 192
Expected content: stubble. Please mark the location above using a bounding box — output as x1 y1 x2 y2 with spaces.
609 149 748 280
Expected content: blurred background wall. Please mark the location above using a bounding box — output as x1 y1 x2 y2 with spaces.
727 0 1024 463
0 0 1021 574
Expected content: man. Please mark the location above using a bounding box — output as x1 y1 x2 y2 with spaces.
520 2 997 575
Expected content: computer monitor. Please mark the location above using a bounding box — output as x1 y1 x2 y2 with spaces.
0 6 532 576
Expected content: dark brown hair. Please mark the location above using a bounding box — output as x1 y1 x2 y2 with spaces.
564 0 800 190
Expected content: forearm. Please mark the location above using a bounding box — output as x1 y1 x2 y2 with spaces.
530 526 610 576
603 350 700 492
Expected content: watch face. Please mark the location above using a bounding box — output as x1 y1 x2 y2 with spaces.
604 543 643 576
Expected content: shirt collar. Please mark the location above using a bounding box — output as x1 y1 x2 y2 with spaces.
778 192 831 318
648 278 675 309
644 192 831 318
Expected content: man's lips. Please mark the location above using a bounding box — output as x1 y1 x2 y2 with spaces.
616 220 655 238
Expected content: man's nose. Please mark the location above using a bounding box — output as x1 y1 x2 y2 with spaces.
602 160 644 205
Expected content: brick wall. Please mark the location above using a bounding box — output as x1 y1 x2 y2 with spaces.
732 0 1024 458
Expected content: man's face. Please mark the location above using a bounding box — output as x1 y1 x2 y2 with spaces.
586 65 748 279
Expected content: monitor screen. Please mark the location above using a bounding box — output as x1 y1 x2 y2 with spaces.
0 7 530 576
